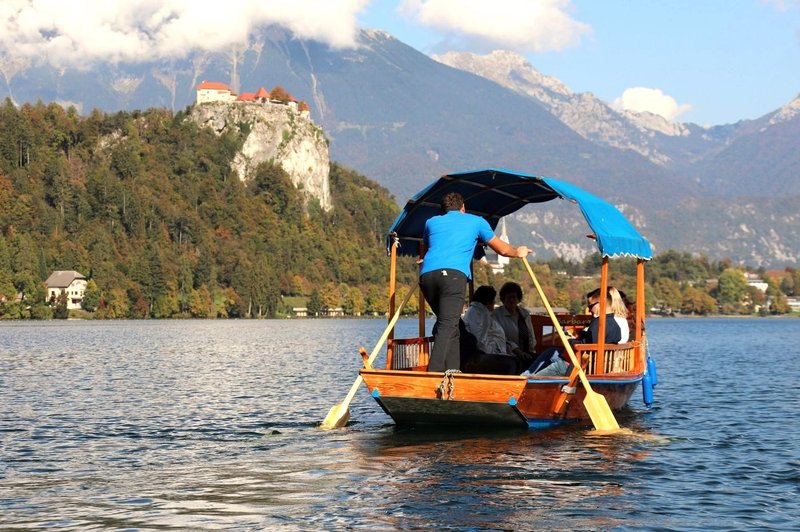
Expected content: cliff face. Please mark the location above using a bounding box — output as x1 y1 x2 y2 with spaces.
190 102 332 211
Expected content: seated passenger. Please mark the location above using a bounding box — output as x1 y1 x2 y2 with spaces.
577 286 629 344
524 287 628 377
463 286 508 355
616 287 638 333
609 286 630 343
492 282 536 366
460 286 518 375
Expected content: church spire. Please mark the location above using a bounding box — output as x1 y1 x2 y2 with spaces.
499 218 509 243
497 218 510 268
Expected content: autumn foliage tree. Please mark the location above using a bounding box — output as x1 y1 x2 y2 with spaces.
269 85 293 103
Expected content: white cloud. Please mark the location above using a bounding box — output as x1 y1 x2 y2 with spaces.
0 0 370 67
611 87 692 122
398 0 590 52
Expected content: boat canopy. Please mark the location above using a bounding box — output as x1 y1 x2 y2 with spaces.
386 168 652 260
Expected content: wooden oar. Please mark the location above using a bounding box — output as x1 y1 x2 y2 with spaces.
320 285 419 429
521 257 620 431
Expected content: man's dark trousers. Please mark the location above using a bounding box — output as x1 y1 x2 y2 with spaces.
420 268 467 372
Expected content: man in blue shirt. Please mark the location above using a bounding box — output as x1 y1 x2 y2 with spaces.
420 192 529 372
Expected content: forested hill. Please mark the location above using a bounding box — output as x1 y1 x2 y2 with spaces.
0 100 402 318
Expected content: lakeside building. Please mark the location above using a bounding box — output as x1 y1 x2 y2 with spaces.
45 270 87 310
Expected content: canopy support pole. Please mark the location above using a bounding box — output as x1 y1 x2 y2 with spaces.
386 237 398 369
636 258 646 371
596 257 609 371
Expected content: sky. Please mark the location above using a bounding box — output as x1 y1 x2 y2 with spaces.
359 0 800 125
1 0 798 125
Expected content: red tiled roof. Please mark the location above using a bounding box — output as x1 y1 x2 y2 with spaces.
197 80 231 91
255 87 270 99
237 92 257 101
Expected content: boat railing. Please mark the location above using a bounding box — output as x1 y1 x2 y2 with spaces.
387 337 433 371
573 342 637 375
386 337 641 374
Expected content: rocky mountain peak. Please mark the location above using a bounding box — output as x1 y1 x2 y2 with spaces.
433 50 571 96
769 93 800 125
434 49 692 165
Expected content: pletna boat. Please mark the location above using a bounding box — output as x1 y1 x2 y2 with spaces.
326 168 658 431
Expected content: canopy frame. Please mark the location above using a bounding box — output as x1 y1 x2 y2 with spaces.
386 168 652 261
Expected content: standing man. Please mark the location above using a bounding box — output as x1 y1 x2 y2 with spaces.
419 192 529 372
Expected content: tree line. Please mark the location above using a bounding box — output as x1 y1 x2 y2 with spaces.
0 99 398 319
0 99 797 320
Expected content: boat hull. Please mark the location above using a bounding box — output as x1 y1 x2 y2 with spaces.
360 368 642 429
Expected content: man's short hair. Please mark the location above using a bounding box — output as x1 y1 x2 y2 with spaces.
441 192 464 213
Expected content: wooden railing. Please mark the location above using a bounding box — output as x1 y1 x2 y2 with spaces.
386 332 643 375
387 336 433 371
574 342 636 374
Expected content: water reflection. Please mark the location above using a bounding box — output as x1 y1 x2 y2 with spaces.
333 420 661 530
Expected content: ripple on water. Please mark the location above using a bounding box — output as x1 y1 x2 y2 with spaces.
1 318 800 529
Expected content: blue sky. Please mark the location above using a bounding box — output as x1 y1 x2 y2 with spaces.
2 0 797 125
358 0 800 126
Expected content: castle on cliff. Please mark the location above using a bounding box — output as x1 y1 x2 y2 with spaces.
196 81 310 119
191 80 331 212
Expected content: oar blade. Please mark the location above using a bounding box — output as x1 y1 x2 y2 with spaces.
320 402 350 430
583 390 620 431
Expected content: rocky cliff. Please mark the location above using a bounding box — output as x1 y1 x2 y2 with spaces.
190 101 332 211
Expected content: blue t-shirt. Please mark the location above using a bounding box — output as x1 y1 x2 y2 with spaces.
420 211 496 278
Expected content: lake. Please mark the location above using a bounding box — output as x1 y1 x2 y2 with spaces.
1 318 799 530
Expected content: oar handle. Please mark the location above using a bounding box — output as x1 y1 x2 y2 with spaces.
339 285 419 406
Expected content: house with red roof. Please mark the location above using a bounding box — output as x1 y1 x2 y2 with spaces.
196 81 237 104
255 87 270 101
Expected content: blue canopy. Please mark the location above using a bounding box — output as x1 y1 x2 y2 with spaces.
386 168 652 260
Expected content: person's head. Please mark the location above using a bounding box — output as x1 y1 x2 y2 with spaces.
618 288 635 315
585 288 606 317
499 282 523 311
441 192 465 213
472 285 497 309
608 286 628 318
585 287 627 317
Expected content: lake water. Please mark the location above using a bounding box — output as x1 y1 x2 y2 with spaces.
1 318 799 530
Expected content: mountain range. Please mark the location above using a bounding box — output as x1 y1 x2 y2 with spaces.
2 26 797 266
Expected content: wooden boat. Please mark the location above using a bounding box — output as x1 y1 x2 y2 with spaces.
358 168 658 429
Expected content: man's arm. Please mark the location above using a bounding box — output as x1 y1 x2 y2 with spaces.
487 236 529 258
416 241 428 264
